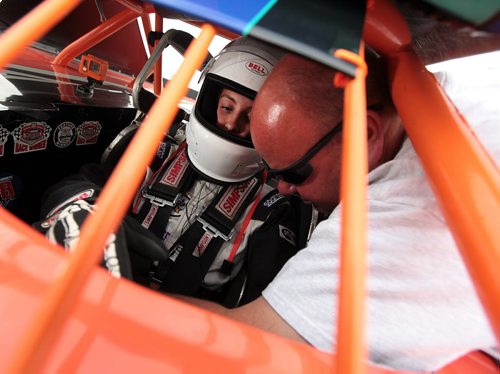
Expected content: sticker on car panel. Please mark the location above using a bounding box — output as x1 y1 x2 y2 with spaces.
53 121 76 148
0 125 9 157
76 121 102 146
0 175 16 207
11 121 51 154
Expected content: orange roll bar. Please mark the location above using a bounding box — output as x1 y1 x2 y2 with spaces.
154 14 163 95
53 7 145 66
0 0 83 71
390 50 500 341
365 0 500 342
141 14 154 55
7 24 215 374
334 44 369 374
115 0 146 14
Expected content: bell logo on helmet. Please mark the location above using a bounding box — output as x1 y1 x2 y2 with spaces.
245 61 268 76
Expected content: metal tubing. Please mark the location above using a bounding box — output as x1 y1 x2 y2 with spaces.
390 51 500 342
53 8 143 66
154 14 163 95
365 0 500 348
335 45 369 374
7 24 215 374
115 0 145 14
0 0 83 70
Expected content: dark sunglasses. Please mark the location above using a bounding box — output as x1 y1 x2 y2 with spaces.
263 123 343 185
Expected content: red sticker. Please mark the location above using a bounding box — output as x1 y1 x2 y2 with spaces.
0 176 15 204
76 121 102 145
11 122 51 154
0 126 9 157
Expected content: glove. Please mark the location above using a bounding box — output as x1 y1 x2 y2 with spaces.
34 198 134 279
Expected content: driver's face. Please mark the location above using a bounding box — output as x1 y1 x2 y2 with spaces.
216 89 253 138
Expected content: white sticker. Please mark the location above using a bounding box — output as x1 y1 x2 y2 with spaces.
53 121 76 148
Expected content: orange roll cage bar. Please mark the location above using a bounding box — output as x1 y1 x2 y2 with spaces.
52 7 145 67
0 0 498 372
1 2 214 371
0 0 83 69
364 0 500 343
334 44 369 374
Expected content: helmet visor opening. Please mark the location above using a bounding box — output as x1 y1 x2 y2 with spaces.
195 74 257 148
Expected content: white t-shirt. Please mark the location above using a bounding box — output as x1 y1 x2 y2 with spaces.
262 56 499 371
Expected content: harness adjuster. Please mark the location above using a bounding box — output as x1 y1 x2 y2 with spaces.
149 269 163 290
142 190 181 208
196 216 235 242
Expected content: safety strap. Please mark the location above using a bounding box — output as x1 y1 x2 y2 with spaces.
134 142 197 236
150 173 264 296
198 176 260 241
142 142 195 208
220 169 268 276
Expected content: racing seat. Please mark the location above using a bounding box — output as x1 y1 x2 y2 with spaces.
132 28 210 114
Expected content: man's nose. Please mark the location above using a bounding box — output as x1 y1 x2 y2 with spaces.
277 180 297 196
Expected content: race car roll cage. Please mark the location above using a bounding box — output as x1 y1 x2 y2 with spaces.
0 0 498 372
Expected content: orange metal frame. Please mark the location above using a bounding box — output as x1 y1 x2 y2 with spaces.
52 7 147 67
364 0 500 342
4 15 215 374
0 0 498 372
153 14 163 95
334 44 369 374
0 0 83 69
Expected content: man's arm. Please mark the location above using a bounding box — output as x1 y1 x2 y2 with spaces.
175 295 308 344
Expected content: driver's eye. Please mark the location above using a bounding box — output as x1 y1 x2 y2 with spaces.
220 105 233 113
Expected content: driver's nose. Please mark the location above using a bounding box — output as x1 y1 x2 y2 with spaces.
224 116 237 131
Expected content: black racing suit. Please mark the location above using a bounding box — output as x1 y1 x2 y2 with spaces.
34 121 316 307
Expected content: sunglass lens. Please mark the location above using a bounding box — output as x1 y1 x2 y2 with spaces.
279 164 312 185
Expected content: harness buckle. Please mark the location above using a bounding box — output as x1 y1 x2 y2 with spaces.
142 190 181 208
196 216 234 242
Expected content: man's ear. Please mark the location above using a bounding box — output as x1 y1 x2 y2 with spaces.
366 109 384 170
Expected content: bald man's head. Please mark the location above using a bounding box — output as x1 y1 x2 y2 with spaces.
250 51 403 213
251 54 344 168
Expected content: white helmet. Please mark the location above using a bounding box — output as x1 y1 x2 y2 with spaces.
186 37 284 183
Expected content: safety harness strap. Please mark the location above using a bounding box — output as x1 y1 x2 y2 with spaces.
142 144 196 208
151 225 225 295
135 143 196 238
150 174 263 295
197 176 261 241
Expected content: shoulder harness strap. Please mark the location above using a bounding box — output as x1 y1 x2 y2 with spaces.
151 172 266 296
